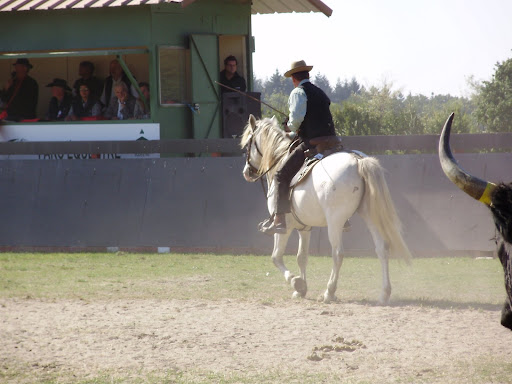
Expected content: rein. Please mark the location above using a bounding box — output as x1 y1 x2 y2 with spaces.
245 130 282 182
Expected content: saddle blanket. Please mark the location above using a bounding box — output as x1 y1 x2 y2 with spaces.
290 150 365 188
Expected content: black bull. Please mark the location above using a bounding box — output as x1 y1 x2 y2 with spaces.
439 113 512 330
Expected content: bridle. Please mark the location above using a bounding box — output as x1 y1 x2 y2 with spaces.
244 131 264 180
244 128 281 182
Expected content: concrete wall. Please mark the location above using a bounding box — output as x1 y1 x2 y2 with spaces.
0 153 509 256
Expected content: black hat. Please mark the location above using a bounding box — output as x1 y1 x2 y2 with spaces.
13 58 33 69
46 78 71 91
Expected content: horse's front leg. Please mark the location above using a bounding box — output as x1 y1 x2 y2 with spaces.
291 230 310 299
271 231 294 284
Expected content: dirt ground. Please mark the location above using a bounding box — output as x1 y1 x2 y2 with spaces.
1 297 512 383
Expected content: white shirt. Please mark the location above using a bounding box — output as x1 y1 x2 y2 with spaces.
287 79 309 132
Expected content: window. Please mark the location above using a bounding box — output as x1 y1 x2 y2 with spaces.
0 48 149 121
159 46 190 105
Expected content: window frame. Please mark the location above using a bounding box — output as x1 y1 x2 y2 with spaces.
158 45 191 107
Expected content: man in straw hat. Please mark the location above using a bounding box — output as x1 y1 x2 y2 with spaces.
261 60 335 235
0 58 39 121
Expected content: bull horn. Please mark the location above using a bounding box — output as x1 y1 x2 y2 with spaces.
439 113 496 206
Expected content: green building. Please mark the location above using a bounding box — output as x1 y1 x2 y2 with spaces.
0 0 331 142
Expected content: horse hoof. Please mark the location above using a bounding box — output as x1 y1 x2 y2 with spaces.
292 291 304 299
291 276 307 295
284 272 295 284
377 297 390 306
321 292 338 304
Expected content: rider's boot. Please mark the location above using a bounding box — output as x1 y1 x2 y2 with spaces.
260 213 287 235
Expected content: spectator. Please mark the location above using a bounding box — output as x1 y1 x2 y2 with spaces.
104 82 141 120
100 59 137 109
46 78 72 121
0 58 39 121
66 81 102 121
72 61 103 101
219 55 246 94
136 81 150 119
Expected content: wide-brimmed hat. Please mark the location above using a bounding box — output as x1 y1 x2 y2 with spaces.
13 58 33 69
46 78 71 91
284 60 313 78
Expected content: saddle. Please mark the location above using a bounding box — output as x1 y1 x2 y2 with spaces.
290 136 344 188
308 135 344 155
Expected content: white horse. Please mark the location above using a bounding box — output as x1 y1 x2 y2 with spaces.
240 115 411 304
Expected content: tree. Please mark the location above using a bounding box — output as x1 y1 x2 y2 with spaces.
261 92 288 120
332 77 362 103
263 69 293 98
312 73 332 99
253 72 478 137
330 83 477 137
252 76 264 93
474 56 512 132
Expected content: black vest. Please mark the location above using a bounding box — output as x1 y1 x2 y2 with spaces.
298 81 335 140
71 98 98 118
47 93 72 121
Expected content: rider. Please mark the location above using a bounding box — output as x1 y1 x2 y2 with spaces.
261 60 335 235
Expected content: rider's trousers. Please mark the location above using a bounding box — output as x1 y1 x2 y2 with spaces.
274 141 308 215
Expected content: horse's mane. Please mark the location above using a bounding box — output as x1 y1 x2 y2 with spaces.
240 117 291 178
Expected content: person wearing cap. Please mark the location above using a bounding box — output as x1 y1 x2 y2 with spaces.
261 60 335 235
0 58 39 121
46 78 73 121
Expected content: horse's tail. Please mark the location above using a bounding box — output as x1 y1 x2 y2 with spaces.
357 156 412 262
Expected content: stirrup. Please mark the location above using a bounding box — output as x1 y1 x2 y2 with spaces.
258 216 274 231
260 222 287 235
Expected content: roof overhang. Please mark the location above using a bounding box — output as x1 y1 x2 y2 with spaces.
0 0 332 16
251 0 332 17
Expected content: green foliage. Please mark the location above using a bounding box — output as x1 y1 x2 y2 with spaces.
261 92 288 120
475 57 512 132
253 53 512 135
332 77 361 103
312 73 333 99
331 84 476 136
254 73 478 136
256 69 294 100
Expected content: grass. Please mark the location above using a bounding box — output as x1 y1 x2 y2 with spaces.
0 253 505 306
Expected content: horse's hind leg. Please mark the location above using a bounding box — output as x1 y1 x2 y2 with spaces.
291 230 310 298
323 223 345 304
360 213 391 305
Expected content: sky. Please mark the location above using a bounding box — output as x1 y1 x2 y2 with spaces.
251 0 512 97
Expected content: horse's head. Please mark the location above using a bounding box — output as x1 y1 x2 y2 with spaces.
240 114 290 182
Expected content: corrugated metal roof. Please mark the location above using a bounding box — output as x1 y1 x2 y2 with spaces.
0 0 332 16
0 0 163 11
252 0 331 17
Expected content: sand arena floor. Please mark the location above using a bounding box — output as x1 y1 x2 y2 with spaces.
1 297 512 383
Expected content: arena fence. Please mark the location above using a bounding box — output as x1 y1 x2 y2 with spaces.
0 133 510 256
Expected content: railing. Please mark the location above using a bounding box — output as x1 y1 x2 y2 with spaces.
0 133 511 155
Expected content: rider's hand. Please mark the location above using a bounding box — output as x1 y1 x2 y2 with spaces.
282 117 290 131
